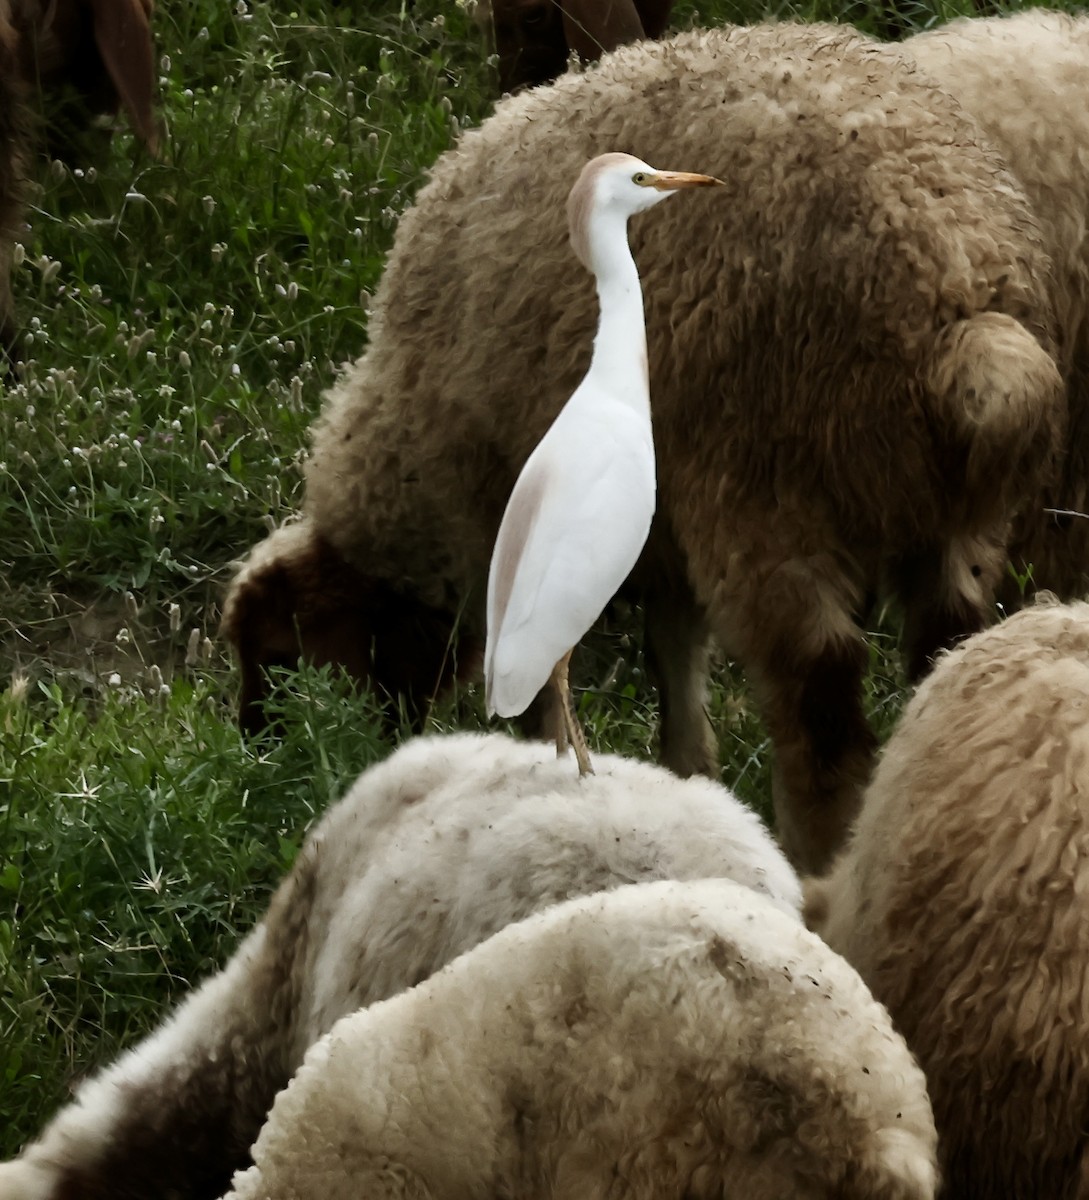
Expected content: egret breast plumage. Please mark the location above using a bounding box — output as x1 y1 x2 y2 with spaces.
484 151 722 774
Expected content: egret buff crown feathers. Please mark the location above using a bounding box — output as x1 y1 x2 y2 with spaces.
484 153 722 774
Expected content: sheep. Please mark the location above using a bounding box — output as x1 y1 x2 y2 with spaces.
221 878 938 1200
0 731 801 1200
900 11 1089 605
0 0 157 353
806 599 1089 1199
224 21 1065 875
486 0 674 91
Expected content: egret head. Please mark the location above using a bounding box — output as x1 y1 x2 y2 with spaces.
567 152 722 268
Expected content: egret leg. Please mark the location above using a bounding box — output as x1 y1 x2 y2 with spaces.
551 651 593 777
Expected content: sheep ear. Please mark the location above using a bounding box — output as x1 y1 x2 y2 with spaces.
631 0 675 39
560 0 645 60
86 0 159 152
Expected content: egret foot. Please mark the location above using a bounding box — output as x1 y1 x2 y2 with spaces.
551 651 594 777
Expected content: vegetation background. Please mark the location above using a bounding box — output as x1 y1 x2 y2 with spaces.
0 0 1057 1155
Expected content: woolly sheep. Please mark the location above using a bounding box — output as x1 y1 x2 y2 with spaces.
0 0 157 352
224 878 938 1200
806 600 1089 1198
0 731 800 1200
905 11 1089 602
224 22 1064 874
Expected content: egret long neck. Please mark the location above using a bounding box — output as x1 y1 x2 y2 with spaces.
585 210 650 411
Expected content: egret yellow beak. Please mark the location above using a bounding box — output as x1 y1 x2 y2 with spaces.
650 171 724 190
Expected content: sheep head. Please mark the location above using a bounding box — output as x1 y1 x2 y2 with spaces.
15 0 159 157
484 0 675 92
221 523 480 736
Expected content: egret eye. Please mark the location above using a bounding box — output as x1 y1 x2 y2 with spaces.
632 171 649 186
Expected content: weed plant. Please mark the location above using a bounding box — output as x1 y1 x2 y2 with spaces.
0 0 1059 1159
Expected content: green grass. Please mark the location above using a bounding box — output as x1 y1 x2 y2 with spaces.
0 0 1057 1158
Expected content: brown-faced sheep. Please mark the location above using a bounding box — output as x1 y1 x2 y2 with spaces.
0 732 800 1200
224 22 1064 875
487 0 674 91
806 600 1089 1199
223 879 937 1200
905 11 1089 602
0 0 157 352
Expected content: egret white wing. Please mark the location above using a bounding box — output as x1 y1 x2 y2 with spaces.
485 396 655 717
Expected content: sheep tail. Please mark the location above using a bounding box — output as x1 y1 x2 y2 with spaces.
924 313 1063 513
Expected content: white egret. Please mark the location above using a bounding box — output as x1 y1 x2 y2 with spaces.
484 152 722 775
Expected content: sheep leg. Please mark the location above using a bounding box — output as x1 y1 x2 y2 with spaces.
551 650 594 776
752 633 877 875
514 679 566 749
642 582 718 778
893 539 996 682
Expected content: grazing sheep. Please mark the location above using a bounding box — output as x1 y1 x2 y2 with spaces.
224 879 938 1200
0 0 157 352
905 11 1089 602
486 0 674 91
225 22 1064 874
806 600 1089 1199
0 732 800 1200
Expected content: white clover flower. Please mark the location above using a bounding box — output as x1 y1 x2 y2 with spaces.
178 350 191 369
108 672 122 687
12 243 24 267
186 629 201 666
168 601 180 631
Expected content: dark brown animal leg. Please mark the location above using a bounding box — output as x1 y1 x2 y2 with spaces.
753 633 877 876
642 582 717 778
894 539 996 683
